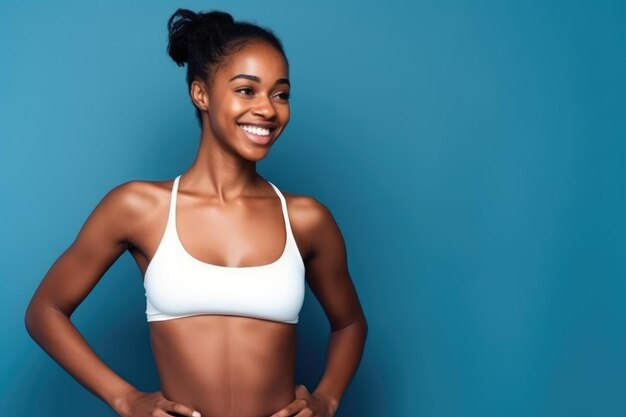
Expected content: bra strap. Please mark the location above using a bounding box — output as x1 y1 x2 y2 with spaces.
267 181 295 244
169 175 181 224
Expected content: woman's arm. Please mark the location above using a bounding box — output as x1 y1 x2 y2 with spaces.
273 196 368 417
24 181 201 417
303 198 368 411
24 182 140 412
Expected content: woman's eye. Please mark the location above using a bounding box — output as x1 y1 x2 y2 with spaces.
236 87 254 96
236 87 289 100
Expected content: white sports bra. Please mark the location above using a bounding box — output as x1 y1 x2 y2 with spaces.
143 175 306 324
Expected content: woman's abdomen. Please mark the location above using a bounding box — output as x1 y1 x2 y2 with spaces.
149 315 297 417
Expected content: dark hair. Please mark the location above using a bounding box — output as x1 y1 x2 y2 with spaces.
166 8 289 126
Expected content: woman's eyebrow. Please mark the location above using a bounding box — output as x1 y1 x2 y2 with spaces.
228 73 290 87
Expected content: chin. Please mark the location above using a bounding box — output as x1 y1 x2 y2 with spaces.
242 146 272 162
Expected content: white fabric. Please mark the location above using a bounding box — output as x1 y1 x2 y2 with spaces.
144 175 305 324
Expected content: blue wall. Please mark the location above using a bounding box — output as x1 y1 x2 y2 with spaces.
1 1 625 416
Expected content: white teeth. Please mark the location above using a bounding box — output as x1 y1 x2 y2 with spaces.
240 124 271 136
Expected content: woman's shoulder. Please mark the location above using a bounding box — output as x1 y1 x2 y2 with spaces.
280 189 346 263
97 177 175 219
282 190 327 212
281 190 338 233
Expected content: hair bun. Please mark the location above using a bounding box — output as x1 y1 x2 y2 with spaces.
167 9 237 66
166 8 201 66
186 10 235 44
198 10 234 28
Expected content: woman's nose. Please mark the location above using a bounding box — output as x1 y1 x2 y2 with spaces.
252 95 277 118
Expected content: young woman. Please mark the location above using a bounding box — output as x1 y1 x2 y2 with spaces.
25 8 368 417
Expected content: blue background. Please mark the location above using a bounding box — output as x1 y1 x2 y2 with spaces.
1 1 625 416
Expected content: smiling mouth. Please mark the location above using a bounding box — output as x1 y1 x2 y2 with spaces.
237 123 276 136
237 123 277 145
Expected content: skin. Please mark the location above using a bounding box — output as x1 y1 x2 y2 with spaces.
25 40 368 417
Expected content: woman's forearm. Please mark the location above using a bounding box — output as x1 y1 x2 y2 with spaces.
24 305 139 414
312 317 368 411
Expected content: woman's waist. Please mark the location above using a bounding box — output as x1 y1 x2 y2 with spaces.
154 344 297 413
161 375 296 417
157 359 296 391
152 335 297 387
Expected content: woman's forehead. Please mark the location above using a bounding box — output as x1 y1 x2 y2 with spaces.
219 42 288 80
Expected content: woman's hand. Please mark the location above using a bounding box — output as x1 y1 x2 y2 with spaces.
270 384 337 417
114 389 201 417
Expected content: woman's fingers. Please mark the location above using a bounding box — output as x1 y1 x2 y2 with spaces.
271 385 310 417
270 395 309 416
114 389 201 417
270 384 336 417
162 398 202 417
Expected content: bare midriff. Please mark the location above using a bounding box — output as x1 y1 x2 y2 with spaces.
149 314 297 417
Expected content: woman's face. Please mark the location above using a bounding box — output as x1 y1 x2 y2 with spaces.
195 40 291 160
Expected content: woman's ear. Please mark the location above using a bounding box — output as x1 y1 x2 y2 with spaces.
190 80 210 112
